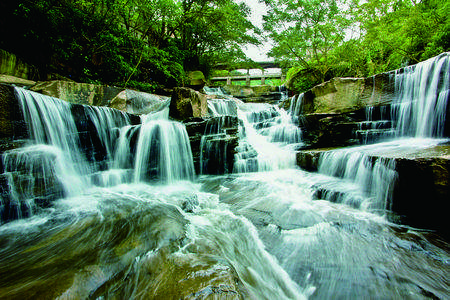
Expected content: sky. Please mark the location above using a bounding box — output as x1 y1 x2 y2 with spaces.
240 0 272 62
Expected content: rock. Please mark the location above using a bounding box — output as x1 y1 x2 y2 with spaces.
297 73 395 116
296 150 322 172
0 49 38 80
184 116 239 175
0 84 29 141
221 85 281 103
0 75 36 87
296 143 450 239
181 194 199 213
169 87 208 121
1 146 66 222
109 89 169 115
187 71 206 90
299 112 360 149
30 80 123 106
393 153 450 240
108 90 127 111
308 77 366 114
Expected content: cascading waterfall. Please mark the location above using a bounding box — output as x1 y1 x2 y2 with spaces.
289 92 304 125
2 87 195 218
317 144 397 211
234 102 301 172
14 88 91 178
289 53 450 213
392 52 450 137
132 120 195 183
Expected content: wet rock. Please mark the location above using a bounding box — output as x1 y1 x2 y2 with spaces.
0 84 29 141
30 80 122 106
296 150 322 172
181 194 199 213
394 155 450 239
109 89 169 115
300 113 359 148
169 87 208 121
299 74 395 116
0 75 35 87
184 116 239 175
296 144 450 239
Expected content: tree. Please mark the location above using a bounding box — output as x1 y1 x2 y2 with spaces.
0 0 261 90
263 0 351 83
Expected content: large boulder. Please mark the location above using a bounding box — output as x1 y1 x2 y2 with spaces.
187 71 206 90
0 75 36 87
109 89 169 115
169 87 208 121
300 74 395 115
30 80 123 106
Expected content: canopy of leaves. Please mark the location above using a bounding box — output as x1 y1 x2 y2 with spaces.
0 0 260 91
264 0 450 92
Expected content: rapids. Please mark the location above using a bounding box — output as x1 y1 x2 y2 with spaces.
1 53 450 299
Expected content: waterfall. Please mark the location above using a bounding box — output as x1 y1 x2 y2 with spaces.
1 82 450 300
234 103 300 172
207 98 238 116
289 93 304 125
356 105 394 144
132 120 195 183
1 87 195 220
285 53 450 214
15 88 88 169
317 145 397 211
392 52 450 137
199 116 237 175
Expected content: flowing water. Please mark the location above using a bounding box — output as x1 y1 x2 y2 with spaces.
1 54 450 299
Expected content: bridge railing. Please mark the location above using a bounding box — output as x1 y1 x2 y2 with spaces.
210 70 285 85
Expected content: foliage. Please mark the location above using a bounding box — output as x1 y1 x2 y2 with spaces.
263 0 352 83
0 0 260 91
264 0 450 92
285 67 320 92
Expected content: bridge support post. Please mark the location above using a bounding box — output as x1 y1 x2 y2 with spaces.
246 76 251 86
227 77 231 85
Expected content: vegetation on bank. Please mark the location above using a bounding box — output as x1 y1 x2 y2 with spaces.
0 0 260 92
264 0 450 92
0 0 448 93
